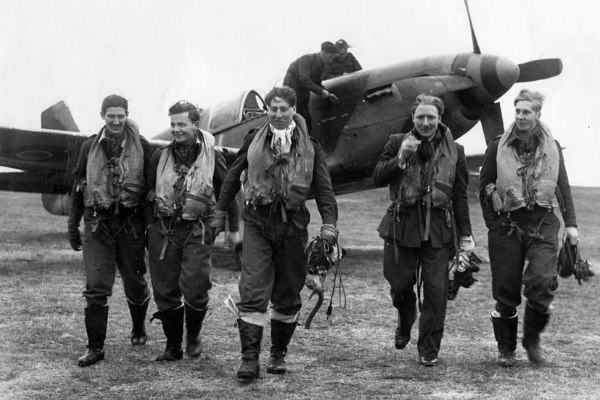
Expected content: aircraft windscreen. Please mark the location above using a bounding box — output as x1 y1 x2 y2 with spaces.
207 90 266 132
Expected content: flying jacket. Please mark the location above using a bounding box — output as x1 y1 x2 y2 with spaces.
154 130 216 220
372 125 471 248
243 114 315 211
84 120 145 210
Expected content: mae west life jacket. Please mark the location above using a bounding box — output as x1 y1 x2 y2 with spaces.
495 121 559 211
154 130 216 220
389 126 458 210
243 114 315 212
84 120 145 210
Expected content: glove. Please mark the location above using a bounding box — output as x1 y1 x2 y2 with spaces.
204 225 216 246
67 190 84 251
68 228 82 251
210 209 227 236
320 224 339 246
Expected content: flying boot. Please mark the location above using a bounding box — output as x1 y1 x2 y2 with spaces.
237 319 263 381
185 304 207 358
266 319 297 374
395 304 416 350
128 299 149 346
491 312 518 367
154 306 184 361
522 303 550 366
78 304 108 367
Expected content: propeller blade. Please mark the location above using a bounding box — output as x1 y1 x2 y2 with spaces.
479 102 504 144
517 59 563 82
41 101 80 132
464 0 481 54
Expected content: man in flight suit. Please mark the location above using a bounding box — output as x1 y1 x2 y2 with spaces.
68 95 152 367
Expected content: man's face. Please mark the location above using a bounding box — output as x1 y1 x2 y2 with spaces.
337 47 347 56
514 100 540 134
321 51 335 64
101 107 128 136
412 104 440 139
170 112 198 145
267 97 295 130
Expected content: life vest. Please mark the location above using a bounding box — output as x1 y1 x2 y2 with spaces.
496 121 559 211
389 126 458 209
84 120 145 210
243 114 315 211
154 130 216 220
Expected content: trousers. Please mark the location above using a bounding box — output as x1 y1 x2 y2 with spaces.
383 240 450 359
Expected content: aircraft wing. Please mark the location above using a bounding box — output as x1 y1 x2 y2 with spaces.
0 126 88 193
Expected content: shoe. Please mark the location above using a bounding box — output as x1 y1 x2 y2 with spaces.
394 334 410 350
155 347 183 362
78 348 105 367
419 356 437 367
497 350 516 367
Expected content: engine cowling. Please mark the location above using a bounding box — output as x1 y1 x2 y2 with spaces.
41 193 71 216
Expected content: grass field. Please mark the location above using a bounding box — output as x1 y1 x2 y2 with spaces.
0 188 599 400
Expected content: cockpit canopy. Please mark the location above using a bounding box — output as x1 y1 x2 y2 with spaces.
198 89 266 133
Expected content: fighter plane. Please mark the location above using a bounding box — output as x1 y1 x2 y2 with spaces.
0 1 563 217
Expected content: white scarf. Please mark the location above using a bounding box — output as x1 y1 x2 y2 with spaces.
270 120 296 158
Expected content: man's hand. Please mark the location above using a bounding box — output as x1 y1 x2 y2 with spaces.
209 209 227 236
226 231 242 247
69 228 82 251
565 226 579 245
320 224 339 247
459 235 475 253
398 135 421 167
322 90 339 103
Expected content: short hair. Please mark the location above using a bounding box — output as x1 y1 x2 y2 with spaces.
410 94 445 117
513 89 545 112
101 95 128 114
320 41 337 54
168 101 201 124
265 86 297 108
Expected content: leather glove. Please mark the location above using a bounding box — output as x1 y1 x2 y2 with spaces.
210 209 227 236
398 135 421 167
67 190 84 251
320 224 339 246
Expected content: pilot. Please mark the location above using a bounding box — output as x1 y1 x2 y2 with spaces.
145 101 240 362
372 94 473 367
68 95 152 367
211 86 339 381
283 41 339 132
479 89 578 367
322 39 362 80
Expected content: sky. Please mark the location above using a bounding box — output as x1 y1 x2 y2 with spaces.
0 0 599 186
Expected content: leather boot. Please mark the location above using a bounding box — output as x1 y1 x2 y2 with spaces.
266 320 296 374
491 313 518 367
237 319 263 381
153 307 184 362
128 299 149 346
522 304 550 366
185 304 207 358
395 305 416 350
78 304 108 367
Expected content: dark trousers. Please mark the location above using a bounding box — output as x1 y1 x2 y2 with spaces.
383 241 450 359
147 221 212 311
82 210 149 307
237 206 309 315
488 208 560 316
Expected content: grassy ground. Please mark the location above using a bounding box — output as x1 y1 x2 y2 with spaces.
0 188 599 400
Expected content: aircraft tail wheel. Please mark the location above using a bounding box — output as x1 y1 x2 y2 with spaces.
234 243 243 270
